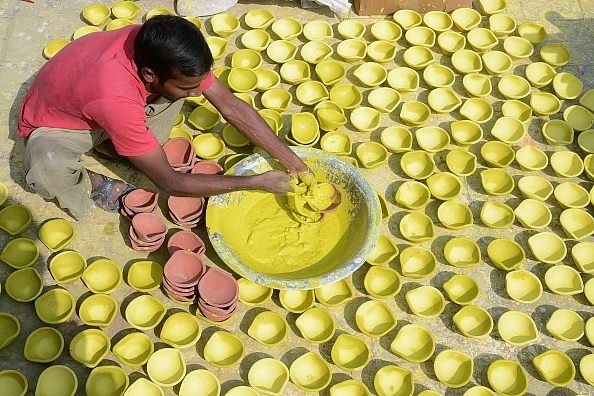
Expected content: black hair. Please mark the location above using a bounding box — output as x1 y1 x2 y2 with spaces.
134 15 214 82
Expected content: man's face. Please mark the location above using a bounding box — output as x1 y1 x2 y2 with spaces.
145 68 207 101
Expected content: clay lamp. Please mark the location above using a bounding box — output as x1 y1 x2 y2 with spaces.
387 67 419 92
163 137 196 170
392 8 422 29
451 7 481 31
488 13 516 37
267 40 298 64
445 150 477 177
105 19 134 31
331 333 371 371
82 4 110 26
582 277 594 303
43 39 70 59
581 88 594 112
531 92 561 117
210 13 239 37
437 31 466 56
417 126 450 153
288 112 320 146
540 43 571 67
248 358 289 396
449 120 482 147
279 60 310 86
444 274 479 305
480 141 515 168
366 234 399 266
395 181 431 210
198 267 239 307
370 19 402 42
451 49 483 75
364 266 401 299
226 386 260 396
0 370 27 396
73 25 101 40
205 36 228 60
223 154 249 172
572 242 594 273
191 160 224 175
125 378 163 396
400 212 435 243
546 308 584 342
427 88 462 114
296 81 329 105
289 352 332 392
462 73 492 97
329 83 363 110
255 69 280 93
487 359 528 396
227 68 258 93
335 38 367 63
125 294 166 330
580 354 594 387
564 104 594 131
1 238 38 269
503 36 534 60
480 168 514 196
78 293 118 327
244 8 275 29
125 260 162 293
0 313 20 350
237 278 272 306
279 289 314 313
313 61 345 88
37 366 77 396
167 195 206 227
444 237 481 268
422 64 454 89
355 299 397 338
513 199 551 229
528 232 567 264
167 230 205 257
163 276 197 303
0 204 32 235
533 349 576 387
374 366 414 396
480 201 515 229
24 327 63 363
81 258 122 294
248 311 289 346
317 110 348 134
434 349 473 388
405 26 435 47
515 145 548 172
400 246 438 279
231 48 262 70
437 201 473 230
0 182 7 206
506 270 543 303
239 29 270 51
493 116 526 143
112 1 141 20
587 317 594 346
355 141 387 168
560 208 594 240
486 238 524 270
353 62 387 88
406 285 445 318
425 10 454 31
498 310 539 347
300 40 333 65
314 278 355 307
453 305 493 339
112 332 154 368
403 46 434 70
389 323 435 363
164 250 206 286
482 51 513 76
260 88 292 113
159 311 202 349
4 267 41 302
69 328 110 368
551 151 584 178
35 288 75 324
554 182 589 209
401 150 436 180
179 370 220 396
460 97 494 124
579 129 594 154
380 126 411 153
545 265 583 296
367 40 397 63
295 307 335 344
271 16 302 40
337 19 365 39
147 348 186 388
526 61 556 88
498 75 531 100
145 7 174 19
467 28 498 52
198 295 237 322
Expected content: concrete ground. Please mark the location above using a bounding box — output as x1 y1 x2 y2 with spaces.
1 0 594 395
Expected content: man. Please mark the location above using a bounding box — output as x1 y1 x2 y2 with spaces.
18 15 308 220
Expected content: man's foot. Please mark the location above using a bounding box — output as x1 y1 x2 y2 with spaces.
93 140 121 160
87 170 135 212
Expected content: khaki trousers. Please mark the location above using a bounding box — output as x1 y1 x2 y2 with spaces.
23 97 184 219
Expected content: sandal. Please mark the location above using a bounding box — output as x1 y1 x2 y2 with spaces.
89 172 136 213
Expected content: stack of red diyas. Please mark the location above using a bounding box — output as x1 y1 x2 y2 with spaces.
120 188 159 220
167 196 206 228
190 160 224 175
197 267 239 322
163 137 196 173
129 212 167 252
162 250 206 303
167 230 206 256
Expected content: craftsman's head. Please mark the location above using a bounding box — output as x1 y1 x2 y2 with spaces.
134 15 214 100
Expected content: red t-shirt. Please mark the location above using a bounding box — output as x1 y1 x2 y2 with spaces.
18 25 214 157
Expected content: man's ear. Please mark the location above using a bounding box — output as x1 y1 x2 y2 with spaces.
140 67 158 84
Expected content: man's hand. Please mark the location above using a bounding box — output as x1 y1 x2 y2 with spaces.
254 170 296 195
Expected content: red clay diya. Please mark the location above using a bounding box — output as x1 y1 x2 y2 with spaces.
120 189 159 219
131 212 167 243
167 230 206 256
168 196 206 228
163 250 206 287
197 267 239 308
163 137 196 170
191 160 224 175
